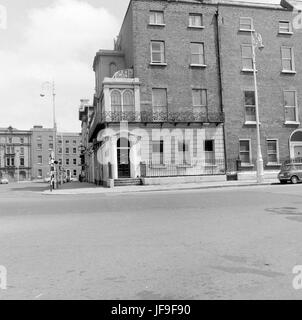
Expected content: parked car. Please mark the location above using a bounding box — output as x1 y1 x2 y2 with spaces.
278 163 302 184
0 178 9 184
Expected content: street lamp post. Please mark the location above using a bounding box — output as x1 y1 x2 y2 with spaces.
41 81 58 188
251 31 265 184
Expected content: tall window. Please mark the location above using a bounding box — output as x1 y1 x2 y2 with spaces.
73 159 77 165
284 90 298 123
178 140 190 165
37 144 42 151
239 17 253 31
20 147 24 155
244 91 256 122
267 140 279 164
66 159 70 165
123 90 135 112
190 43 205 65
66 148 70 154
152 88 168 115
149 11 164 25
241 45 253 70
239 140 251 164
49 143 53 150
73 148 77 154
192 89 207 112
37 155 42 164
20 138 24 144
20 157 25 166
111 90 122 112
150 41 165 64
205 140 215 164
38 169 42 178
279 21 292 34
189 14 203 27
281 47 295 72
152 140 164 164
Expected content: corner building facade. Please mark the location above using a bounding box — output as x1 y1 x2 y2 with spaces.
89 0 225 184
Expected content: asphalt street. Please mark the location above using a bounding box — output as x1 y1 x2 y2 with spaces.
1 182 302 299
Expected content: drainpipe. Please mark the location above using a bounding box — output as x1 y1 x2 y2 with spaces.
215 7 228 173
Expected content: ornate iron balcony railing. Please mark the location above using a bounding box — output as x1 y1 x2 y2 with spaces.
100 111 224 123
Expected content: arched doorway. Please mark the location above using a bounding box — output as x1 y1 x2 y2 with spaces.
117 137 130 178
290 129 302 159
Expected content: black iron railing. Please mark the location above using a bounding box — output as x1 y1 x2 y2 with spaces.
100 111 225 123
140 159 226 177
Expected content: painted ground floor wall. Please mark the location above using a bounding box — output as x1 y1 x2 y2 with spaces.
92 124 225 184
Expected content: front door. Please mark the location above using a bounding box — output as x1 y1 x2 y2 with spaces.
117 138 130 178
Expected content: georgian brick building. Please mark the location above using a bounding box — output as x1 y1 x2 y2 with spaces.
0 127 32 181
86 0 302 185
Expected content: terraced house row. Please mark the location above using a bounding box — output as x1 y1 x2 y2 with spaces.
79 0 302 186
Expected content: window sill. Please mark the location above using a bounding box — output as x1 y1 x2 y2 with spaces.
188 25 205 29
148 23 165 27
244 121 258 125
190 64 207 68
239 28 255 32
281 70 296 74
266 163 282 167
240 163 254 168
150 62 167 66
176 164 193 168
242 68 257 73
285 121 300 125
278 31 293 35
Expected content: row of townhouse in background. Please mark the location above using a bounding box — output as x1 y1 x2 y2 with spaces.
0 126 81 182
79 0 302 186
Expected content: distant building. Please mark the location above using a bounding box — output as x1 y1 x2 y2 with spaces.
78 99 95 183
0 126 32 181
30 126 81 181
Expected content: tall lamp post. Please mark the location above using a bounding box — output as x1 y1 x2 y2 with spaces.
251 30 265 184
40 81 58 188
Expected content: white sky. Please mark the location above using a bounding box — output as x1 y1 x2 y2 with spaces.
0 0 286 132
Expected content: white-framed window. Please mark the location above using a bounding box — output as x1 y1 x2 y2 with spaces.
279 21 292 34
241 44 253 71
152 140 164 164
281 46 295 72
73 170 77 176
149 11 164 25
204 140 215 164
73 148 77 154
152 88 168 114
178 140 190 165
37 143 42 151
37 155 42 164
192 89 207 113
239 140 252 164
66 147 69 154
190 42 205 66
284 90 299 123
110 89 135 113
244 91 256 123
66 159 70 165
239 17 254 31
73 159 77 165
267 139 279 164
150 41 165 64
189 14 203 28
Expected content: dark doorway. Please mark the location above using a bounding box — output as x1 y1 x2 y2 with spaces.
117 137 130 178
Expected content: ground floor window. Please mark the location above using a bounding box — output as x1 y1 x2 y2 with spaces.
178 140 190 165
152 140 164 164
73 170 77 176
38 169 42 178
204 140 215 164
267 139 279 164
239 140 251 164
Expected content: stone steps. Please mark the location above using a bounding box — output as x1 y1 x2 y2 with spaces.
114 178 142 187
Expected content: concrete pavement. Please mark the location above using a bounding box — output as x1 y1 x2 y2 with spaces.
42 178 279 195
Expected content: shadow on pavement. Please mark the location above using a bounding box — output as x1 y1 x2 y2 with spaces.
9 185 50 192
